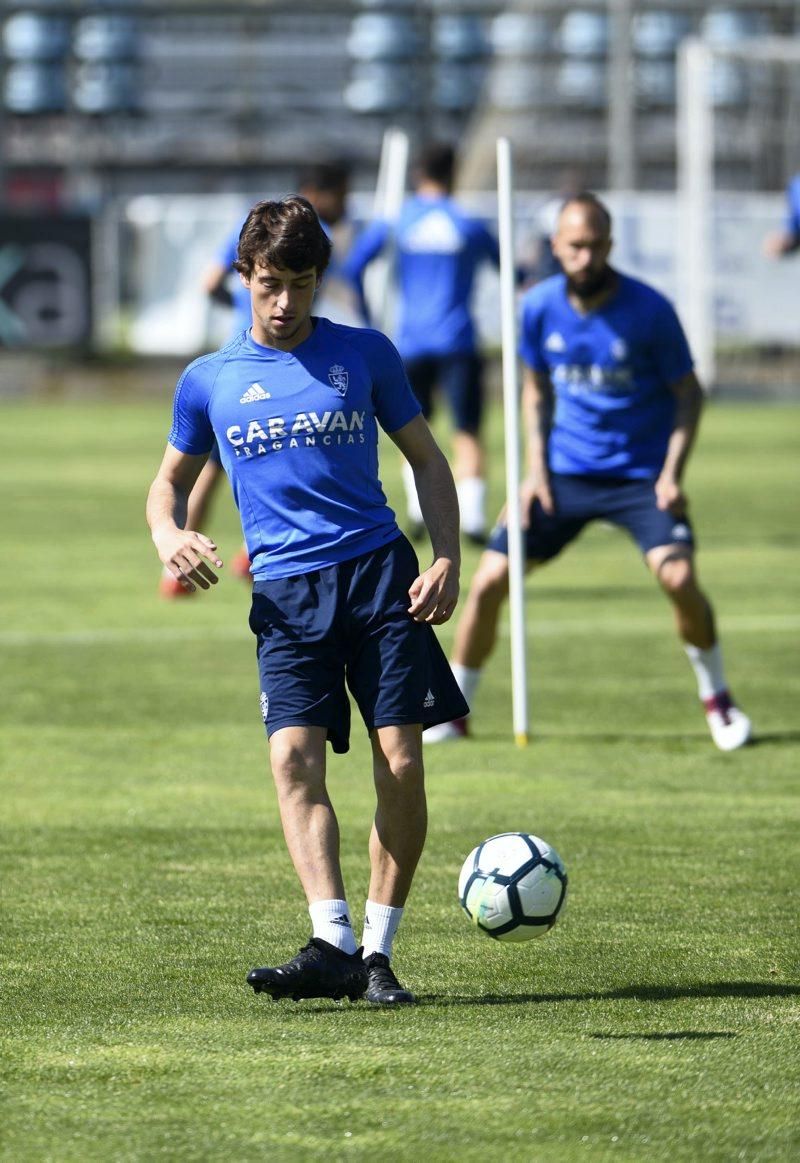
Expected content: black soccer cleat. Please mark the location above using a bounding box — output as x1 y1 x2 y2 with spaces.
363 952 416 1006
247 938 368 1002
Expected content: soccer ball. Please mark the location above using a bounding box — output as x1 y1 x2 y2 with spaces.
458 832 568 942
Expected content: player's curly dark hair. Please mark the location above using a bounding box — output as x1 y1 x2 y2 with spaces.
234 196 332 279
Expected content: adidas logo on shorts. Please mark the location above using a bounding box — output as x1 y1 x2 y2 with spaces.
424 689 435 709
240 382 271 404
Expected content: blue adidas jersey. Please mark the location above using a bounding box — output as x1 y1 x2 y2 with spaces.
168 319 421 579
343 194 499 359
520 272 694 479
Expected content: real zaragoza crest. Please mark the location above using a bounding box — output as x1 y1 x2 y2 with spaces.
328 364 349 396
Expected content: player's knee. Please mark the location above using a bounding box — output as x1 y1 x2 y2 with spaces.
470 556 511 609
374 747 423 799
657 554 696 599
270 738 324 796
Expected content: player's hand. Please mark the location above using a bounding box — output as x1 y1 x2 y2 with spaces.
496 472 553 529
654 475 687 517
521 471 554 524
762 231 786 259
154 528 224 593
408 557 460 624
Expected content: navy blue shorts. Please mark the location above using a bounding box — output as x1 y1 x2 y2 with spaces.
405 352 484 434
488 474 695 561
249 534 469 753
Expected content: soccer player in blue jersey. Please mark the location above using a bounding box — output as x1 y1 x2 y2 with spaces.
763 173 800 258
158 162 365 598
343 142 499 544
425 193 751 752
147 196 468 1004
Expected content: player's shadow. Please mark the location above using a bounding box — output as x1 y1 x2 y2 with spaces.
587 1031 737 1042
419 981 800 1008
747 730 800 746
477 730 800 747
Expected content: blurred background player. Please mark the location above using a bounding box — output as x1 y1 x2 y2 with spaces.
425 193 751 753
762 172 800 258
160 160 363 597
344 141 499 545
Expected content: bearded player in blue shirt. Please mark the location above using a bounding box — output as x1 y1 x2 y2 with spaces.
426 193 751 752
344 142 499 545
147 196 468 1005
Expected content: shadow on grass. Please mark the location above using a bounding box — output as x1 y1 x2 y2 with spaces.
588 1031 737 1041
475 730 800 747
748 730 800 746
250 981 799 1018
417 981 800 1007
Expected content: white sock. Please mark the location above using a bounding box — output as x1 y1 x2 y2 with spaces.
402 461 423 524
451 663 482 710
684 642 727 702
457 476 486 536
308 898 357 954
362 900 404 959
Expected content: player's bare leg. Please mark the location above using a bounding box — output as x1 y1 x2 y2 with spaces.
648 545 751 750
453 549 511 669
268 725 347 904
367 725 427 907
361 724 426 1004
453 429 486 543
648 545 715 647
248 724 367 1001
424 549 512 743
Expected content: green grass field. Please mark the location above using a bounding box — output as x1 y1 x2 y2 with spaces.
2 395 798 1161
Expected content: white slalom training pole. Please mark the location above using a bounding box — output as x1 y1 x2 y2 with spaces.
365 127 409 334
496 137 528 747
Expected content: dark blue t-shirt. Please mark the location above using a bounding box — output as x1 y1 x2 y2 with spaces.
169 319 421 579
520 272 694 479
343 194 499 359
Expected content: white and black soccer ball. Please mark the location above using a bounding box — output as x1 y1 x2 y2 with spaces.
458 832 568 942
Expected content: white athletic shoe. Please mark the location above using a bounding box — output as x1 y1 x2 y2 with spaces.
423 717 469 744
704 693 752 751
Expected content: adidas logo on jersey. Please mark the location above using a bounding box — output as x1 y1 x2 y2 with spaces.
424 689 435 709
240 382 271 404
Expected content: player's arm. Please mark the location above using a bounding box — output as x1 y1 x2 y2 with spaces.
339 221 391 311
521 367 555 517
146 445 224 593
655 370 704 515
763 182 800 258
389 415 461 625
202 260 234 308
